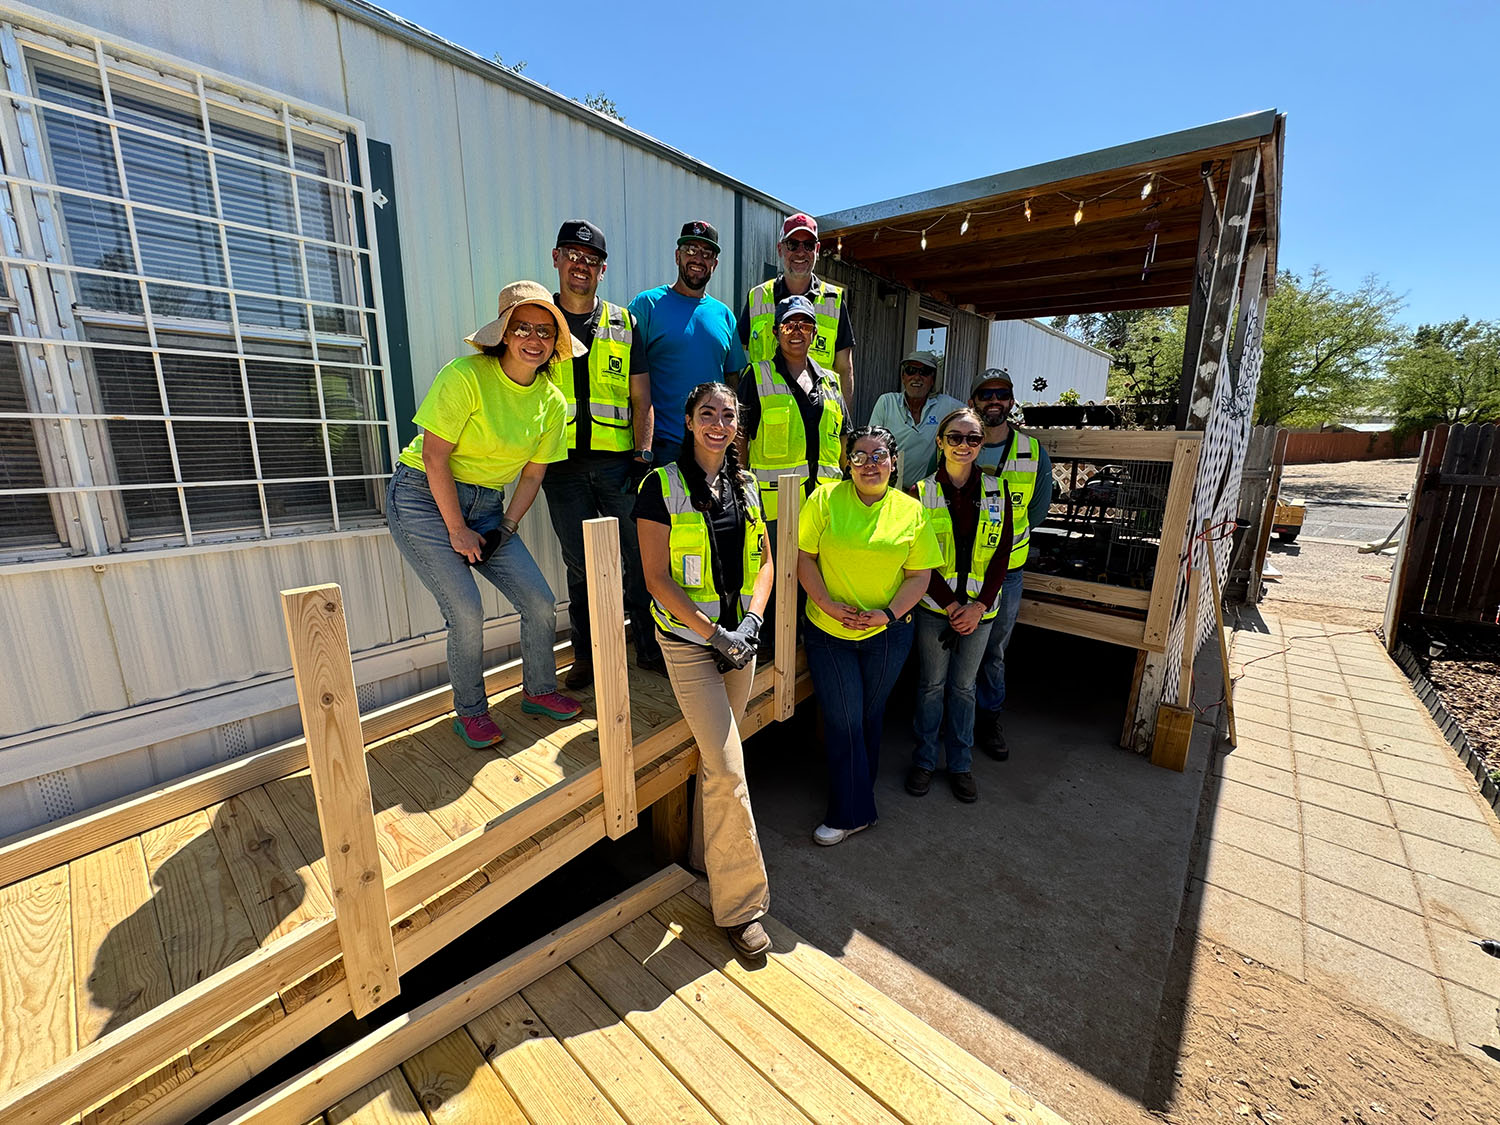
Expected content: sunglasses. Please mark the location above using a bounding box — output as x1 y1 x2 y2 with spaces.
507 321 556 341
901 363 935 377
560 247 603 269
779 320 815 336
680 244 718 261
783 237 817 252
942 432 984 447
974 387 1013 401
848 449 892 467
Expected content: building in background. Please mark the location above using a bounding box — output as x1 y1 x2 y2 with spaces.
988 318 1109 404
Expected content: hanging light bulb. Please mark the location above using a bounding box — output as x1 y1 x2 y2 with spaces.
920 230 927 251
873 229 879 242
960 212 970 236
1073 201 1084 226
836 234 842 258
1141 174 1155 200
1024 198 1032 221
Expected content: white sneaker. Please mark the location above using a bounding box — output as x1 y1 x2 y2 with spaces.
812 822 873 847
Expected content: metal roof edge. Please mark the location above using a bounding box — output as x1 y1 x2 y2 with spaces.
315 0 795 214
1019 316 1114 360
816 110 1281 232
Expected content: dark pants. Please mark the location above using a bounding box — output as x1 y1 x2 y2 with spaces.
804 617 914 830
540 456 660 666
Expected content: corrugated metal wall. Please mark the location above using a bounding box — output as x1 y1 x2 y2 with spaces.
0 0 787 831
940 309 989 402
816 257 911 425
987 318 1110 403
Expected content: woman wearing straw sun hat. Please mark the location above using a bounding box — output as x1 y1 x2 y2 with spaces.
388 280 586 748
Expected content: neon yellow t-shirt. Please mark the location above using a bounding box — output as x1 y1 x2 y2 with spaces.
397 353 567 489
798 480 942 641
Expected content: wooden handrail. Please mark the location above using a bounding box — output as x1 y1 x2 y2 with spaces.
774 475 800 721
584 516 637 839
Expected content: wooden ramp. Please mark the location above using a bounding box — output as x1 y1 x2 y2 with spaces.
211 868 1068 1125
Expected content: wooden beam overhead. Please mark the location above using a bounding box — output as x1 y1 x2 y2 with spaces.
978 291 1194 319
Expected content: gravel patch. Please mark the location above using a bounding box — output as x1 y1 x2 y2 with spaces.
1281 458 1419 505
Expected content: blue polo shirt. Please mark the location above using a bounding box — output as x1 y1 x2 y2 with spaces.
628 285 746 443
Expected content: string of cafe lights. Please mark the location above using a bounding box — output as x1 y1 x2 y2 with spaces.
833 166 1215 259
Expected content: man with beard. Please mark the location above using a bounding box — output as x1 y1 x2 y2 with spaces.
541 219 663 681
629 221 745 465
739 213 856 405
867 349 966 490
969 368 1052 761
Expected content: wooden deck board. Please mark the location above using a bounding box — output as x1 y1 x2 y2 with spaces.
0 868 75 1089
398 1028 529 1125
208 787 334 948
325 1071 427 1124
466 993 628 1125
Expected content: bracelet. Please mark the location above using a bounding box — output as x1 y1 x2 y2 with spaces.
882 607 896 624
501 516 519 533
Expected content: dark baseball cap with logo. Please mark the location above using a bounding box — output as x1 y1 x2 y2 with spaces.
677 220 721 255
774 294 817 326
555 219 607 260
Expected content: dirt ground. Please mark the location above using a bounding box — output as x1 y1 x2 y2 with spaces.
1147 937 1500 1125
1409 625 1500 784
1281 458 1419 504
1260 538 1395 630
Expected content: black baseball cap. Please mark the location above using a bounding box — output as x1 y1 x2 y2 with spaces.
555 219 606 260
677 220 721 254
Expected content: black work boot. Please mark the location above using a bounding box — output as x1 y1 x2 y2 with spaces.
977 709 1009 761
949 771 978 802
905 765 933 796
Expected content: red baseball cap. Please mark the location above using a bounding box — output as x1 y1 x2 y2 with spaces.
780 213 818 241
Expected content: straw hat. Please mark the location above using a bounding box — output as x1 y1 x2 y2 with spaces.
465 280 586 358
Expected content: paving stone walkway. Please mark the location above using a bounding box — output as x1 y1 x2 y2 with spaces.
1188 615 1500 1064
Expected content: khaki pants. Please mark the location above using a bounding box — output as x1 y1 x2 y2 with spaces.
659 639 770 927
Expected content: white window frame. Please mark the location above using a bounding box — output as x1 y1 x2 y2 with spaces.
0 13 399 564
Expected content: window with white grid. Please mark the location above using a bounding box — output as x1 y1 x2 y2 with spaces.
0 22 394 559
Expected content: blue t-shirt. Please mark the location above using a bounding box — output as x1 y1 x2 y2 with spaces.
628 285 746 442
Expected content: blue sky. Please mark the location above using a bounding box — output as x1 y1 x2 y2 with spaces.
404 0 1494 329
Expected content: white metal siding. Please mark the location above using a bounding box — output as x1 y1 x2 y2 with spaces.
988 318 1110 403
0 0 788 831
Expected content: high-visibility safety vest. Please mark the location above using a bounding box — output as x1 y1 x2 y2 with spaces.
645 462 767 645
985 429 1039 569
559 299 633 452
745 278 844 369
745 359 845 522
915 473 1010 619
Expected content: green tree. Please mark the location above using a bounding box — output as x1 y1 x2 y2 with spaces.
491 53 528 73
1253 267 1402 427
581 92 625 121
1384 317 1500 431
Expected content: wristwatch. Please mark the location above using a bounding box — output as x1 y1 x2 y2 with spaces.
881 607 896 624
634 449 655 463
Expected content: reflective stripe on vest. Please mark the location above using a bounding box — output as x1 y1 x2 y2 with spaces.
745 277 844 369
645 463 767 645
998 431 1038 569
916 474 1009 619
559 299 634 452
745 359 845 522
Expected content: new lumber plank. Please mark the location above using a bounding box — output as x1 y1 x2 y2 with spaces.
1033 430 1194 462
613 913 899 1125
775 474 800 720
1143 436 1203 649
325 1072 427 1124
583 516 637 839
398 1029 528 1125
521 965 719 1125
1022 572 1151 610
466 993 627 1125
205 866 694 1124
0 868 75 1089
707 892 1067 1125
651 894 992 1125
1015 599 1147 649
0 646 575 889
209 787 334 946
138 811 260 993
569 937 811 1124
280 584 398 1019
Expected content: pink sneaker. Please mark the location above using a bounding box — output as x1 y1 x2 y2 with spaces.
521 690 583 720
452 713 505 748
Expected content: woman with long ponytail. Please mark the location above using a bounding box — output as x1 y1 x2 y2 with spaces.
633 382 776 957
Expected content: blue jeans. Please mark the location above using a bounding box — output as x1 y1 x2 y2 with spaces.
976 567 1025 713
540 456 659 665
386 463 558 714
912 607 994 773
804 617 914 830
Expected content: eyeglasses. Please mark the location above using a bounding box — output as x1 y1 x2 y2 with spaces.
847 449 892 467
974 387 1013 401
942 432 984 447
783 237 817 252
507 321 556 341
680 244 718 261
560 247 603 269
901 364 935 377
779 320 815 336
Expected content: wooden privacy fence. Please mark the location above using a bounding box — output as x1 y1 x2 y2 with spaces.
1384 423 1500 643
1283 428 1422 464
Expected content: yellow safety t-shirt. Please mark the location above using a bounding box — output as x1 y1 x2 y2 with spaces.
398 353 568 489
798 480 942 641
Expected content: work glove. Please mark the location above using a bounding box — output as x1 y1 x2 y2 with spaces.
737 612 763 644
709 624 756 670
938 625 960 651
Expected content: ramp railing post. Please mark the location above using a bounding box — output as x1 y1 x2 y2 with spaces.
774 474 800 721
280 583 398 1019
584 516 637 838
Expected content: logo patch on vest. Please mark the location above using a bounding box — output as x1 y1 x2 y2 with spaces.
815 334 829 352
607 355 623 374
1011 491 1025 505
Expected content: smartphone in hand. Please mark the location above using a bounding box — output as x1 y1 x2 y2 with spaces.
468 527 506 566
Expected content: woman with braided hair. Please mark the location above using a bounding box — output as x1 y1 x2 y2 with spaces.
633 382 775 957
